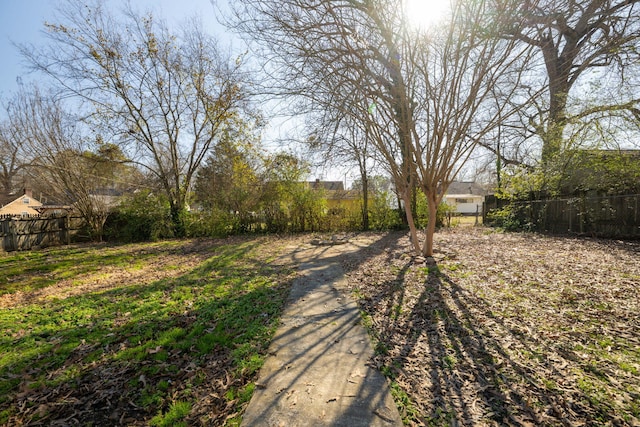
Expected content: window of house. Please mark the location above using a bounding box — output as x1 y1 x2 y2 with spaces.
22 197 30 204
456 198 471 204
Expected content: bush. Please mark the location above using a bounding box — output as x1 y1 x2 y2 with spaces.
369 191 404 231
185 208 235 238
415 192 455 228
104 191 173 242
485 203 535 232
322 206 362 232
437 203 457 228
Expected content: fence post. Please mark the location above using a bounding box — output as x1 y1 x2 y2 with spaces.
9 218 18 251
0 217 6 252
65 214 71 246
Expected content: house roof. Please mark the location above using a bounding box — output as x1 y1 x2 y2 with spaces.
308 180 345 191
444 193 484 199
446 181 491 196
0 191 43 216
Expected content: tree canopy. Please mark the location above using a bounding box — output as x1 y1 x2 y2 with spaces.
21 0 250 236
229 0 534 256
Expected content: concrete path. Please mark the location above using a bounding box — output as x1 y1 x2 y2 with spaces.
240 237 402 427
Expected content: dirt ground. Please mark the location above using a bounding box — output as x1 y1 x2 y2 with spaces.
342 228 640 426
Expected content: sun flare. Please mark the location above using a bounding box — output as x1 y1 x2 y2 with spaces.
404 0 452 29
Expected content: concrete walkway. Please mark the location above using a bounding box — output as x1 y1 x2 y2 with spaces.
240 237 402 427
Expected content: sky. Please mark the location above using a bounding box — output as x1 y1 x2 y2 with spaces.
0 0 350 183
0 0 233 98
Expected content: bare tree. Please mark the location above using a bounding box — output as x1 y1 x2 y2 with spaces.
0 126 24 198
497 0 640 162
21 0 249 236
229 0 532 256
406 2 534 256
9 88 113 239
0 97 30 198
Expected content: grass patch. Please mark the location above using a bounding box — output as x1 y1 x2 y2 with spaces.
0 237 294 425
0 243 168 295
150 401 192 427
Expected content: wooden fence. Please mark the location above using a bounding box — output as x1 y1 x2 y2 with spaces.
0 215 84 252
484 194 640 238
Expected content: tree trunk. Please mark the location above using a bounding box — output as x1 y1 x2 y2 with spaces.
541 113 567 165
170 202 187 238
397 193 408 226
541 42 571 164
0 177 12 198
361 172 370 231
400 190 421 255
422 191 438 258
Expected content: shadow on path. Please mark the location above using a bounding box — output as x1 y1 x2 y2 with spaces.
240 233 404 427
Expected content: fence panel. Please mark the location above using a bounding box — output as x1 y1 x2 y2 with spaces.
509 194 640 238
0 215 84 252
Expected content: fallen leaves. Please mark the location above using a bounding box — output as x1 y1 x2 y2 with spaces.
344 228 640 426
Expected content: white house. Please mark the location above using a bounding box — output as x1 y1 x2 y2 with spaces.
443 181 489 215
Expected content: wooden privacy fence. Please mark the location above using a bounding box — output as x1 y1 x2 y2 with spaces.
0 215 84 252
485 194 640 238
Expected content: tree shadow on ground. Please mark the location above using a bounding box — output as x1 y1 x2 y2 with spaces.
237 231 408 426
346 230 634 426
0 239 295 426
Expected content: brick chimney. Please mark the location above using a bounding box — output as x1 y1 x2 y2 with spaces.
23 188 33 198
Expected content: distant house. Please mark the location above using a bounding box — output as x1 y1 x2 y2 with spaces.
308 179 360 213
34 204 75 217
0 189 43 217
443 181 489 215
35 192 120 217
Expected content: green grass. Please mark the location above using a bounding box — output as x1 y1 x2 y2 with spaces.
150 401 192 427
0 238 293 425
0 242 179 295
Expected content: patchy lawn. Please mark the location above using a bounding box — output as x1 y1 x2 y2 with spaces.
2 229 638 426
344 228 640 426
0 237 298 426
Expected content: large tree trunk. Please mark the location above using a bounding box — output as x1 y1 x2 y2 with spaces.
541 87 569 164
540 33 573 164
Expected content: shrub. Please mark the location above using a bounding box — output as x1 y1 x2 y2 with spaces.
322 206 363 232
415 191 455 228
104 191 173 242
485 203 535 232
369 191 404 230
185 208 235 238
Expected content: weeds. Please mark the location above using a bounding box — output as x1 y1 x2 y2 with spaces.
0 238 294 425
